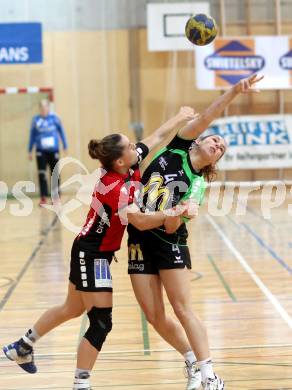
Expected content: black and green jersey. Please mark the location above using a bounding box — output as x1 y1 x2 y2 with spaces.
128 134 206 244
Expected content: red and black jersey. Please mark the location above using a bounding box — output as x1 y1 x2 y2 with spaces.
76 142 149 254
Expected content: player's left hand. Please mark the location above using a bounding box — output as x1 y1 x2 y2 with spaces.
235 73 264 94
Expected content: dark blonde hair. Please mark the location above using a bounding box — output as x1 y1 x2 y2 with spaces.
201 164 217 183
88 133 124 170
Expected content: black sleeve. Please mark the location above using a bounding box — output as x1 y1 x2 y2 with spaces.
167 134 194 152
135 142 149 164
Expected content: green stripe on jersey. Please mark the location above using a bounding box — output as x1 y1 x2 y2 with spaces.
167 148 206 205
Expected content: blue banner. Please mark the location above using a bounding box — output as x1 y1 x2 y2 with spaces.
0 23 42 64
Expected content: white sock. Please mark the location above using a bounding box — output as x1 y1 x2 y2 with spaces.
24 327 40 344
22 335 33 348
197 358 215 382
75 368 91 379
184 350 197 365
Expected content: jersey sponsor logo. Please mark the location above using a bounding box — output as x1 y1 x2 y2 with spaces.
158 156 168 171
128 244 144 261
143 173 189 211
96 212 109 234
94 259 112 288
128 262 145 272
143 173 171 210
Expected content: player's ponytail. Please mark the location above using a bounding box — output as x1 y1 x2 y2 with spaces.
88 133 124 170
201 164 217 182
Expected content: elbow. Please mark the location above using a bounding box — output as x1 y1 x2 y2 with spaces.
164 224 177 234
165 228 176 234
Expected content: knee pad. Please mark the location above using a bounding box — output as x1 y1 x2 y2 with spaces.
84 307 112 351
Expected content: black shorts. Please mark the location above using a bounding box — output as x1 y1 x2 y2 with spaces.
127 230 191 275
69 239 114 292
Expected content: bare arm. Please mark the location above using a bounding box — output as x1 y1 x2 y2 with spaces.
164 200 199 234
178 74 264 140
142 106 198 150
164 215 183 234
121 203 166 231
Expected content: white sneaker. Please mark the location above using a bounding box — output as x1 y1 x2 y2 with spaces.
73 372 91 390
202 374 224 390
184 361 202 390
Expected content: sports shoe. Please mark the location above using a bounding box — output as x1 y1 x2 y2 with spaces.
202 374 224 390
3 339 37 374
73 372 92 390
184 361 202 390
39 197 47 207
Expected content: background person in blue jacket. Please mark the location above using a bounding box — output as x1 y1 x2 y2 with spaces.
28 99 68 206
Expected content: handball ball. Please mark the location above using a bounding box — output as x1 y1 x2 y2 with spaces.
185 14 218 46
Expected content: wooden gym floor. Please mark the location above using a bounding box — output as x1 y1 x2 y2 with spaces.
0 194 291 390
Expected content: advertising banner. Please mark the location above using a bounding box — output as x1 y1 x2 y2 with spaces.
207 115 292 170
0 23 42 64
195 36 292 89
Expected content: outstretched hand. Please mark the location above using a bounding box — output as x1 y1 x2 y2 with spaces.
235 74 264 94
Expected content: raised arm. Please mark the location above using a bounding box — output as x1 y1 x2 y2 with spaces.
178 74 264 140
142 106 198 150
